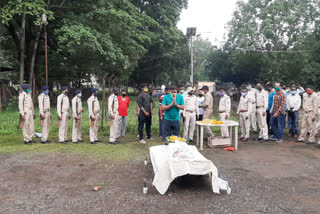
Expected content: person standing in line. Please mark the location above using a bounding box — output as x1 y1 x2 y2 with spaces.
270 83 286 143
218 88 231 138
286 86 301 138
298 86 318 144
137 85 155 144
57 86 70 143
19 84 35 145
265 84 275 138
117 90 130 138
72 89 83 144
88 88 101 144
159 87 169 139
255 83 269 142
199 86 214 139
197 90 205 121
246 84 258 133
38 86 51 144
183 87 199 142
237 88 252 141
108 88 120 144
161 86 185 144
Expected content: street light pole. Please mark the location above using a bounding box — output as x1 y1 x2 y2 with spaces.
42 14 48 85
190 36 194 87
186 27 196 87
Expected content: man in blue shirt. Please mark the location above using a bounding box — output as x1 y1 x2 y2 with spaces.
266 84 275 137
161 87 185 143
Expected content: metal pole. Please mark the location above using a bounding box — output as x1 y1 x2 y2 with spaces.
45 25 48 86
190 36 194 87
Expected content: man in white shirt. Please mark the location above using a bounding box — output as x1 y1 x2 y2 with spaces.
72 89 83 143
197 91 205 121
183 87 199 141
88 88 101 144
38 85 51 144
287 86 301 138
246 84 258 133
218 88 231 137
108 88 120 144
237 88 252 141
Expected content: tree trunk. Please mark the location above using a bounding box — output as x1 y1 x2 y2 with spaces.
101 78 106 129
19 7 27 92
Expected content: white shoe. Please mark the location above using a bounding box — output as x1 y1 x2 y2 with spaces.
137 135 140 138
140 139 147 144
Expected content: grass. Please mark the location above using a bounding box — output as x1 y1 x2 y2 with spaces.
0 96 240 160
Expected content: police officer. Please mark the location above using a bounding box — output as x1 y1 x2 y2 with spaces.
38 85 51 144
237 88 252 141
247 84 258 133
57 86 70 143
255 83 269 141
72 89 83 144
218 88 231 138
108 88 120 144
298 86 318 144
19 84 35 145
183 87 199 141
200 85 214 139
88 88 101 144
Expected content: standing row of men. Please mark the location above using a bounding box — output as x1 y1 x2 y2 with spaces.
19 84 130 145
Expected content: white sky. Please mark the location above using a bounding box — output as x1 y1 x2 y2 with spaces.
177 0 239 45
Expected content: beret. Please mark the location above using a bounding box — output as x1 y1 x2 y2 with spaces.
41 85 49 91
22 84 30 89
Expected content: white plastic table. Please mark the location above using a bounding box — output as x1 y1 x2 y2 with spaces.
196 120 239 151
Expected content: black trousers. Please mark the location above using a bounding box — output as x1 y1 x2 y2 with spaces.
266 110 273 135
138 112 152 140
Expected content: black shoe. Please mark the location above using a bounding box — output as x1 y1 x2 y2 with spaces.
41 141 47 144
46 140 51 143
91 141 97 144
24 141 32 145
95 140 102 143
73 141 79 144
77 140 83 143
109 141 119 144
64 140 70 143
59 141 67 144
258 138 263 141
296 140 304 143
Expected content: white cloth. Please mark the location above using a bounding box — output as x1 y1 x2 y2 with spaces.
197 96 205 115
150 143 220 195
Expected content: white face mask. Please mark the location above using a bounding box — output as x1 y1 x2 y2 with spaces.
77 93 82 97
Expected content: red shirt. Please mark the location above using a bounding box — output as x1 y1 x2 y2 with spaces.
159 95 165 116
118 96 130 116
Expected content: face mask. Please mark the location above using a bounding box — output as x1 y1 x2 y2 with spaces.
246 87 251 90
307 90 312 95
94 92 98 96
114 92 119 96
257 87 262 91
64 91 68 94
219 92 224 96
122 93 126 97
188 92 192 96
241 92 247 97
199 94 203 97
25 89 30 93
180 90 185 94
143 88 148 92
285 90 290 93
275 87 280 92
77 93 82 97
44 91 49 95
291 91 296 95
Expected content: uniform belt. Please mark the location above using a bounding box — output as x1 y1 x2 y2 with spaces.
185 110 195 113
305 110 314 113
256 106 264 109
43 110 50 113
240 110 248 112
219 111 226 113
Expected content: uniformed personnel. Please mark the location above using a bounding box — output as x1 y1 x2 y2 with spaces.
88 88 101 144
218 88 231 138
19 84 35 145
255 83 269 141
298 87 318 144
199 85 214 139
108 88 120 144
237 88 252 141
247 84 258 133
38 85 51 144
72 89 83 144
183 87 199 141
57 86 70 143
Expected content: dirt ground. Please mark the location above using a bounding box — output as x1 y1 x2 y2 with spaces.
0 137 319 214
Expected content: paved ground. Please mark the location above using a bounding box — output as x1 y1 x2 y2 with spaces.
0 138 319 214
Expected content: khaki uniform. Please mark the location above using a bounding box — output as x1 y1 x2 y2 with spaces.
38 93 51 142
237 95 252 139
108 94 119 142
298 93 318 142
255 90 269 139
19 91 35 142
315 92 320 134
183 95 199 140
88 95 100 142
57 93 70 142
202 92 214 137
72 96 83 142
247 89 257 132
219 94 231 137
